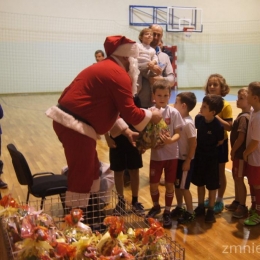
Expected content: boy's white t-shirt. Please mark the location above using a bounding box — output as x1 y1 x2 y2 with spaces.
178 116 196 160
150 105 184 161
246 110 260 166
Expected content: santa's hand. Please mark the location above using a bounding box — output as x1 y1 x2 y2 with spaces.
150 109 162 124
122 128 139 147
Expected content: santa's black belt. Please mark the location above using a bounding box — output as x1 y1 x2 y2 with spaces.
57 104 90 126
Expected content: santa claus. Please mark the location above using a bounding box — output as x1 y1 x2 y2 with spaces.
46 35 162 207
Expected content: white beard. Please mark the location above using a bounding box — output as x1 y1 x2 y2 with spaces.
128 57 140 96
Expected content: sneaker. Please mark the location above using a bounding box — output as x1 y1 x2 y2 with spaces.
170 206 185 218
194 206 205 217
0 180 7 189
225 200 239 211
132 202 145 217
177 211 195 224
213 201 224 214
204 198 209 208
244 212 260 226
145 205 161 219
162 211 172 228
205 209 216 223
113 200 126 216
232 205 248 219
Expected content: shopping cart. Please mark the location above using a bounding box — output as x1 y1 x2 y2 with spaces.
1 190 185 259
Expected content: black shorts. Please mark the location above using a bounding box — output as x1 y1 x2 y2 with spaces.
175 159 194 189
218 138 229 163
191 151 220 190
109 134 142 171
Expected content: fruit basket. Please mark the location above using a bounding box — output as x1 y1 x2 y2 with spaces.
0 190 185 259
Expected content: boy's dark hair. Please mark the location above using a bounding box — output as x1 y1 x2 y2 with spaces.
177 92 197 112
94 49 105 57
203 94 224 115
152 79 171 94
205 73 230 97
139 28 153 42
248 82 260 99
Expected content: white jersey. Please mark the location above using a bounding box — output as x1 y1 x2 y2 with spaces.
246 110 260 166
178 116 196 160
150 105 184 161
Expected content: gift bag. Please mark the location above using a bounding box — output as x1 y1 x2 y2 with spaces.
136 119 170 152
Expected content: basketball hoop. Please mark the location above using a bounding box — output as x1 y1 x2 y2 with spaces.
183 26 195 37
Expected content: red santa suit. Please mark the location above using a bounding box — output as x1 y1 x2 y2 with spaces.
46 36 152 199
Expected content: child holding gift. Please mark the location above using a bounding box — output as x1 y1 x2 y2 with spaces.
145 79 184 228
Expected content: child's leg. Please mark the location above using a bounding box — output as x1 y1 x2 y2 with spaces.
146 160 163 218
205 189 217 223
178 162 194 213
175 188 183 207
198 186 206 206
249 184 256 210
226 159 242 211
208 189 217 208
216 139 229 205
129 169 139 203
232 159 241 202
129 169 145 215
113 170 126 214
165 182 174 212
234 179 240 202
145 182 162 219
217 162 226 201
182 189 193 213
114 170 124 197
150 183 160 205
163 182 174 228
164 159 178 212
176 189 195 224
194 186 206 216
244 185 260 225
162 159 177 228
172 160 185 208
236 177 247 206
232 176 248 218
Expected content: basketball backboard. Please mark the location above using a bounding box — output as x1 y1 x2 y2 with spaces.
166 6 203 33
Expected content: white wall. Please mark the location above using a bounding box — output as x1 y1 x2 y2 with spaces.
0 0 260 93
1 0 260 22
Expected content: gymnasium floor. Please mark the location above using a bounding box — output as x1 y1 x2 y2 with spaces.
1 89 259 260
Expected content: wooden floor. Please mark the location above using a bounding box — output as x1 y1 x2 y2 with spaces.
0 92 259 260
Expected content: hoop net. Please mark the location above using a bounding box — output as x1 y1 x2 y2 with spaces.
183 26 195 37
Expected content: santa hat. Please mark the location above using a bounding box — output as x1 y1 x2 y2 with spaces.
104 35 139 58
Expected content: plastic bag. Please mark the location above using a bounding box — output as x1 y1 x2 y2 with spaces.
136 119 170 152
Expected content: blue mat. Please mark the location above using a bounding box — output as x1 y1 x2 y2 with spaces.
169 89 237 104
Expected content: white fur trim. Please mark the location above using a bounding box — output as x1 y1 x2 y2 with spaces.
45 106 100 140
132 109 152 131
109 118 128 138
65 178 100 207
128 57 140 95
112 43 139 58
